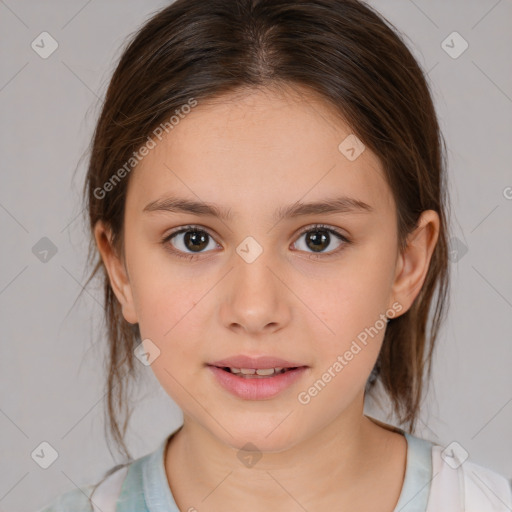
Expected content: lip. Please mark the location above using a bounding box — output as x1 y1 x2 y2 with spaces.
207 355 307 370
207 365 309 400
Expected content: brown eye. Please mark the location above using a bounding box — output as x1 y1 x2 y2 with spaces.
181 229 210 252
164 226 219 258
292 225 350 257
162 223 350 261
304 229 330 252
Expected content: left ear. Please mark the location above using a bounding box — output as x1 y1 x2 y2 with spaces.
389 209 440 315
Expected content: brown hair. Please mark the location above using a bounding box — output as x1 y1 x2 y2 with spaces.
81 0 451 465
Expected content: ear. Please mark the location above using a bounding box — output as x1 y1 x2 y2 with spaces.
389 210 440 316
93 220 138 324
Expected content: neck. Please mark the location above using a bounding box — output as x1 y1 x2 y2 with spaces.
164 395 405 510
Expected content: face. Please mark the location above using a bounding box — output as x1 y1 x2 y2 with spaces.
95 85 438 453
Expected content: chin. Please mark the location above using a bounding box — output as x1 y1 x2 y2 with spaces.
216 422 302 455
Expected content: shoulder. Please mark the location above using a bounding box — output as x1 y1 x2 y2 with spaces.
427 443 512 511
461 457 512 506
36 464 130 512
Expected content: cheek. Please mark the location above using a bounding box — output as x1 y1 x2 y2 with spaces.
125 235 208 334
311 245 396 374
315 288 386 376
127 254 215 389
322 255 393 329
304 291 388 412
132 266 210 404
134 278 207 353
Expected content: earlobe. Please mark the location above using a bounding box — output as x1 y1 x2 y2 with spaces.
93 221 138 324
389 210 440 315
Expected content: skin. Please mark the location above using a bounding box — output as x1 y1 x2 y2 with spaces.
95 85 439 511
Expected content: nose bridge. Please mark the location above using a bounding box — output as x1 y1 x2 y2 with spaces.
220 237 290 333
235 244 276 292
234 237 281 303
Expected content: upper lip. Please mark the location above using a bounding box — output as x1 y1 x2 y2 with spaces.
208 355 308 370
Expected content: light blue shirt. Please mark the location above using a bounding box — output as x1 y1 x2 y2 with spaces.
38 429 433 511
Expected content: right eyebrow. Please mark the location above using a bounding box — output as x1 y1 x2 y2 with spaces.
143 196 234 220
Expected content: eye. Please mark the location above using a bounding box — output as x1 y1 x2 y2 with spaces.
292 224 350 258
161 223 351 261
162 225 219 260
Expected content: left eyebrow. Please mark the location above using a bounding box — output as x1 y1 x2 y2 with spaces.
142 195 374 222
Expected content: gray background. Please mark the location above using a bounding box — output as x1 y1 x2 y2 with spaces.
1 0 511 510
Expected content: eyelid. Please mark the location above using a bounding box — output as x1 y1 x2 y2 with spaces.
291 223 351 258
162 224 217 243
162 224 221 259
294 223 349 240
162 223 351 259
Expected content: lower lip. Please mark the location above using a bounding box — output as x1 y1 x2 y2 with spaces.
207 365 308 400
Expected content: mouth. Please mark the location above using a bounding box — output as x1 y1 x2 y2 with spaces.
206 364 309 400
210 365 304 378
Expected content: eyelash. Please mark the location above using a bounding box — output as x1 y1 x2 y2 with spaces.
161 223 351 261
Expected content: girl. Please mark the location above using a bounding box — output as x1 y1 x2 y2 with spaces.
38 0 511 510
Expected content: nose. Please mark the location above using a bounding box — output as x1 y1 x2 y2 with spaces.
218 251 292 336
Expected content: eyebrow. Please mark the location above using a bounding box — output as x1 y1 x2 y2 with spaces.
143 195 374 222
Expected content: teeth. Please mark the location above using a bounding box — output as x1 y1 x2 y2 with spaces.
229 367 287 376
255 368 276 376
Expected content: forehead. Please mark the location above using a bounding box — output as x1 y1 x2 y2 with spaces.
127 86 395 218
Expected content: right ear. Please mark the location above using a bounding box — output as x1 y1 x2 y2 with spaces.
93 220 138 324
